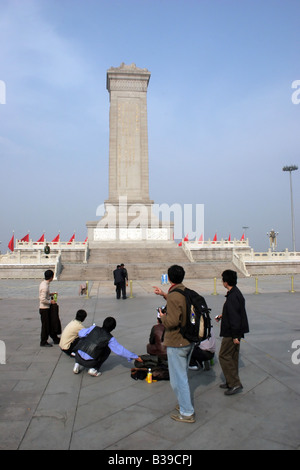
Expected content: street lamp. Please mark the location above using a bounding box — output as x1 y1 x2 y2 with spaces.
282 165 298 252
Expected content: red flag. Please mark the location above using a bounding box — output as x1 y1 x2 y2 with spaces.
67 233 75 244
212 233 217 243
20 234 29 242
8 234 14 252
36 234 45 243
179 234 188 246
52 234 60 243
228 233 231 241
198 234 203 243
83 236 88 244
240 233 245 241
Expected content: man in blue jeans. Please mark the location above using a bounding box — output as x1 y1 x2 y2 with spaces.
154 265 195 423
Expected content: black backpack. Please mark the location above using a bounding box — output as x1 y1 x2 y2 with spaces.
170 288 212 343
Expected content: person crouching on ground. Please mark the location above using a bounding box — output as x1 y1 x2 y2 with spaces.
59 309 87 356
189 325 216 371
73 316 142 376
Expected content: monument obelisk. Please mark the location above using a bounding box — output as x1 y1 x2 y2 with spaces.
87 63 172 243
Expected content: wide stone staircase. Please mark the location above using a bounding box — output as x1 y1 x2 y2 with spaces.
58 241 240 281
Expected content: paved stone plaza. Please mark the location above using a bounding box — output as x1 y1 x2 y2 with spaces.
0 275 299 451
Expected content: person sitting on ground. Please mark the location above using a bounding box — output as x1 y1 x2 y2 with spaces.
189 326 216 371
147 314 167 360
59 309 87 356
73 316 142 377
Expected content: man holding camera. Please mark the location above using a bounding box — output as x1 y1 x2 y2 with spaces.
154 265 195 423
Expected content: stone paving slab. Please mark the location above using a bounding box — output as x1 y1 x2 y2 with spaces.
0 276 299 451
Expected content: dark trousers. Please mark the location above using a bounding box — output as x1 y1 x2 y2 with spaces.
116 281 126 299
75 346 111 371
190 347 214 367
219 337 242 388
39 308 51 345
62 337 80 356
39 307 60 345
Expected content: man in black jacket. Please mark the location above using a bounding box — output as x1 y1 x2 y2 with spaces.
113 265 127 299
216 270 249 395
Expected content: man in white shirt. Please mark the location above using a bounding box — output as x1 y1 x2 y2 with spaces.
39 269 55 347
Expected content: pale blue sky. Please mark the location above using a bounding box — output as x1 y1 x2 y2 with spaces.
0 0 299 252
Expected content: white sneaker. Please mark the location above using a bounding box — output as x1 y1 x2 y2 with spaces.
88 368 102 377
73 363 84 374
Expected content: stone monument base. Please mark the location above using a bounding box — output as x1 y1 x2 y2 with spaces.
86 220 173 245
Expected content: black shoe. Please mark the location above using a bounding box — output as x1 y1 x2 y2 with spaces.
219 383 229 389
40 342 53 347
224 385 243 396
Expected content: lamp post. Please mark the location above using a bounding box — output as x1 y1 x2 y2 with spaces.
282 165 298 252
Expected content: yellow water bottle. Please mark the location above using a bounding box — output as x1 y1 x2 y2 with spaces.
147 368 152 384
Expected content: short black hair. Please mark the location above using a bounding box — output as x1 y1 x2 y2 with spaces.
222 270 237 286
44 269 54 280
102 316 116 332
168 265 185 284
75 309 87 322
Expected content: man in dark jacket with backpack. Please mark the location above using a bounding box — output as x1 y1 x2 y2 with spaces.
216 270 249 395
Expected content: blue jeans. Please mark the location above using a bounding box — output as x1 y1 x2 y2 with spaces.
167 344 194 416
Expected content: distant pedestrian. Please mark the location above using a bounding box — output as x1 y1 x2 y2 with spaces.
216 270 249 395
113 265 126 299
120 263 128 298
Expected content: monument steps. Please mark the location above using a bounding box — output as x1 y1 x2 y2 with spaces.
58 260 240 281
58 242 244 281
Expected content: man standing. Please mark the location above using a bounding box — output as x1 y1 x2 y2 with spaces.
113 265 126 299
154 265 195 423
120 263 128 299
216 270 249 395
39 269 56 347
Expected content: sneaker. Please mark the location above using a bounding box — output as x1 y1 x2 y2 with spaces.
188 365 199 370
73 363 84 374
170 412 195 423
88 368 102 377
40 342 53 347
